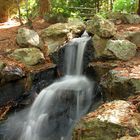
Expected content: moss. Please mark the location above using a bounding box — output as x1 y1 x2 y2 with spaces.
73 119 139 140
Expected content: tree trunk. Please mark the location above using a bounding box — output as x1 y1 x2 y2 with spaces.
0 10 8 23
16 0 23 25
137 0 140 15
39 0 51 18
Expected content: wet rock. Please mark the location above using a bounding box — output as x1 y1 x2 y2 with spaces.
0 62 57 110
74 100 140 140
40 21 85 54
0 79 26 107
0 65 25 84
0 62 26 107
85 61 118 82
17 28 44 49
86 15 116 38
28 63 57 94
9 48 45 66
104 40 137 60
100 65 140 100
50 34 94 75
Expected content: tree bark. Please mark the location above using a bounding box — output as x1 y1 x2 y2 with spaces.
16 0 23 25
137 0 140 15
39 0 51 18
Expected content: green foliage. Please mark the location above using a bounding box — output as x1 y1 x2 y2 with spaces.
19 0 38 20
44 0 81 23
113 0 137 13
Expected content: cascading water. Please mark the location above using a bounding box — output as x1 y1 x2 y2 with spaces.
19 32 92 140
3 31 102 140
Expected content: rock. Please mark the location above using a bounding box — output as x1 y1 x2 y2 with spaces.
1 65 25 84
16 28 44 49
85 61 119 82
117 136 140 140
106 13 140 24
125 31 140 48
100 65 140 100
92 34 108 59
0 62 57 110
50 33 94 75
0 61 6 71
0 64 26 106
67 18 85 36
0 79 26 107
124 14 140 24
74 100 140 140
0 61 25 85
104 40 137 60
9 48 45 66
40 21 85 54
86 15 116 38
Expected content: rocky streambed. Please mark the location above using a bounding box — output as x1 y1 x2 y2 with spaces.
0 13 140 140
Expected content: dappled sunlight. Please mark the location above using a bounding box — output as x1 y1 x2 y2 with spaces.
0 19 20 29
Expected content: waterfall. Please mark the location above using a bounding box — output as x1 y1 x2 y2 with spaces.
3 31 102 140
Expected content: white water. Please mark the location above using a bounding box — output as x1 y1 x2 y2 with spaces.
16 32 93 140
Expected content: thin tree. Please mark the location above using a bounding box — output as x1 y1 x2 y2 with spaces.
25 0 33 28
16 0 23 25
137 0 140 15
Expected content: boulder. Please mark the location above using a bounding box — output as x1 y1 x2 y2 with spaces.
50 33 94 75
16 28 44 49
106 13 140 24
86 15 116 38
74 100 140 140
92 34 108 59
9 48 45 66
0 62 57 109
85 61 119 82
125 31 140 48
124 14 140 24
40 21 85 54
100 65 140 100
103 40 137 60
106 12 126 24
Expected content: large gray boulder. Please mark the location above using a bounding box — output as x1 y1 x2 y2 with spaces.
86 15 116 38
40 21 85 54
16 28 44 49
74 100 140 140
103 40 137 60
100 65 140 100
9 48 45 66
